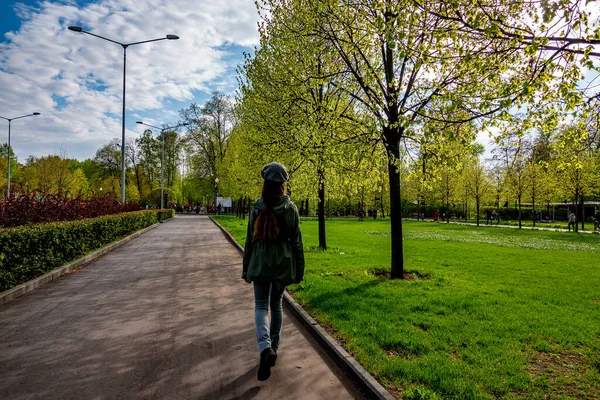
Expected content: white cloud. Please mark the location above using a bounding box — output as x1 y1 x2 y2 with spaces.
0 0 259 161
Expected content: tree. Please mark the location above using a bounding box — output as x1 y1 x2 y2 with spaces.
0 144 18 194
488 164 506 210
237 3 371 249
181 92 234 199
553 123 597 231
125 138 143 201
495 133 530 228
18 153 87 197
464 157 491 226
94 139 122 198
162 130 183 206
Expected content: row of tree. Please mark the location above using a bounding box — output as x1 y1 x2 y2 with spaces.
2 1 599 279
405 123 599 230
223 0 600 279
0 92 234 209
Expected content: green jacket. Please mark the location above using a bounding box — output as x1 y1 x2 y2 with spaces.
242 195 305 286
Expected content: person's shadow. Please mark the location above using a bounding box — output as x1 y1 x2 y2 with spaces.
228 386 261 400
199 366 261 400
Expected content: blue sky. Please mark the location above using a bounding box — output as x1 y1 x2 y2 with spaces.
0 0 259 161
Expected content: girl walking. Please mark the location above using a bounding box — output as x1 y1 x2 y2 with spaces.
242 162 305 381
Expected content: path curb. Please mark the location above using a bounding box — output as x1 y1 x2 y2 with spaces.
1 218 171 306
209 216 395 400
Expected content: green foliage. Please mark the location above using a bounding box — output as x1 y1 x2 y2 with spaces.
0 143 18 179
180 92 233 203
16 154 88 196
0 209 174 292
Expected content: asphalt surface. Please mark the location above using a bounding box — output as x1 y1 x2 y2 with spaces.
0 215 363 400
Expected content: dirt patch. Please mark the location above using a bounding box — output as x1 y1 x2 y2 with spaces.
381 342 428 359
372 269 430 280
527 350 583 379
591 299 600 304
526 349 599 397
382 346 420 360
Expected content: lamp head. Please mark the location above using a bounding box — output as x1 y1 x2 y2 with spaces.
136 121 143 124
32 112 41 116
68 26 83 32
166 34 179 40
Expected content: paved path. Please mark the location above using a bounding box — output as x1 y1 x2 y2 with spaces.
0 215 362 400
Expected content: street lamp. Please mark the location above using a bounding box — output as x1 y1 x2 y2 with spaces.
0 112 40 197
68 25 179 203
136 121 188 209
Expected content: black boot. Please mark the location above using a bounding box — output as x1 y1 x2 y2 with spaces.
272 349 278 366
257 348 276 381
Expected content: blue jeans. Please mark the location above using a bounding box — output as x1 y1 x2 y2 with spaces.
253 281 285 354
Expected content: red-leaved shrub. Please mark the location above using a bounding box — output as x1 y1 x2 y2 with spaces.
0 194 142 228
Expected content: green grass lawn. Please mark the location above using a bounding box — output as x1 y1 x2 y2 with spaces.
214 215 600 399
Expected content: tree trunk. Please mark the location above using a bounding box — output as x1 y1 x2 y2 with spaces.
317 169 326 250
476 198 480 226
518 195 522 229
384 127 404 279
134 165 142 201
574 194 579 232
581 195 585 231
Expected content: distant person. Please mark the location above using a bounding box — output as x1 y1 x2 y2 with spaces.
420 212 425 221
373 209 378 219
357 205 365 221
593 212 599 233
568 211 576 231
434 209 440 222
242 162 305 381
485 209 492 225
492 209 498 224
217 203 222 215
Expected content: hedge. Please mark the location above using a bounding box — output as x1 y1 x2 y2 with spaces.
0 209 174 292
0 194 143 228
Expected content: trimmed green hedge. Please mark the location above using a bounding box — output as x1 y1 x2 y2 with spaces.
0 209 174 292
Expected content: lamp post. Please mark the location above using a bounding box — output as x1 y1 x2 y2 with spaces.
181 153 186 207
68 26 179 203
136 121 188 209
0 112 40 197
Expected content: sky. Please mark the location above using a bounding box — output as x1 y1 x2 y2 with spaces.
0 0 260 161
1 1 598 164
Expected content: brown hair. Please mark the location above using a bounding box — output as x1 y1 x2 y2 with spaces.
253 181 285 241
